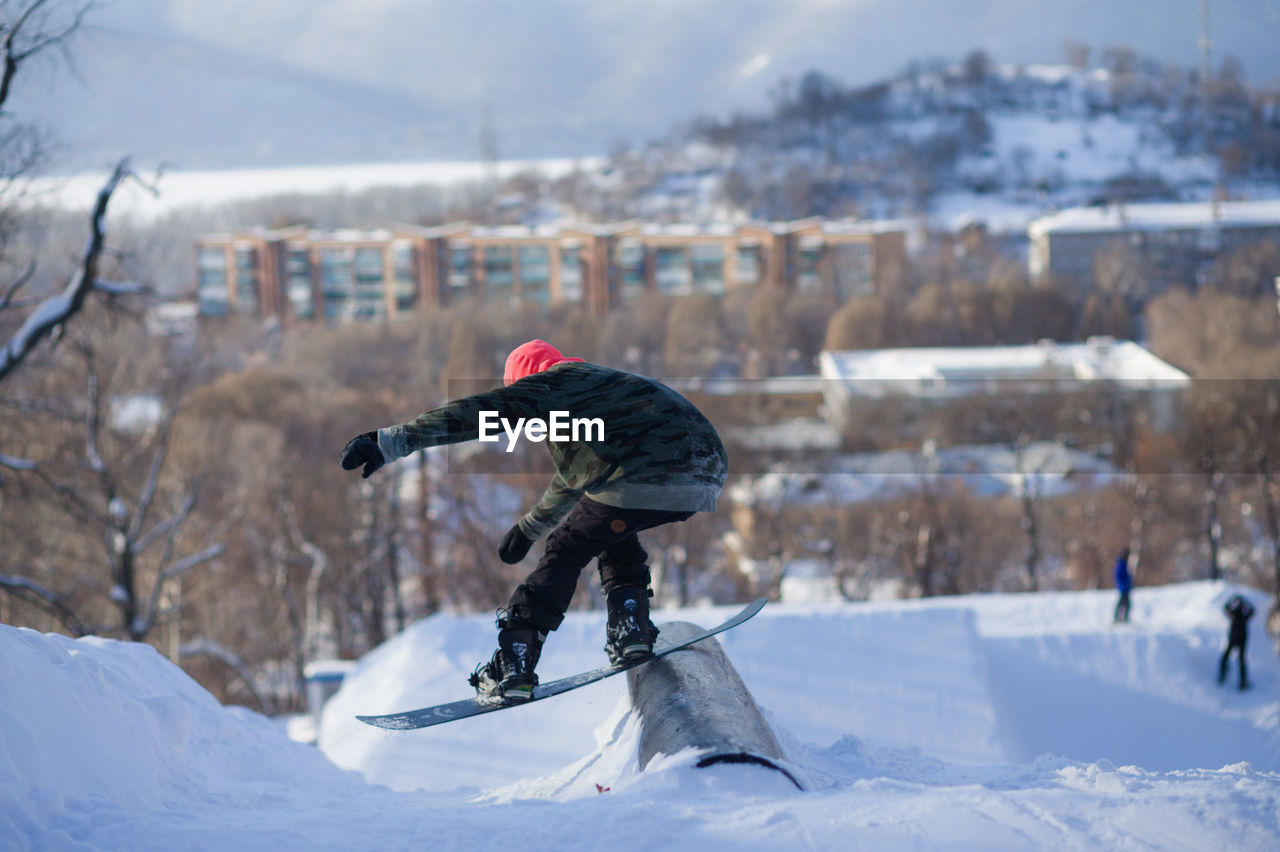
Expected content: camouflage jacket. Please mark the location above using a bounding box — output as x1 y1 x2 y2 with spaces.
377 362 728 539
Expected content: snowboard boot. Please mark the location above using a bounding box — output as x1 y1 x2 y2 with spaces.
604 584 658 665
468 616 544 702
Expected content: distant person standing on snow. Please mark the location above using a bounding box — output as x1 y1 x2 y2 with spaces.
1219 594 1255 690
1113 548 1132 624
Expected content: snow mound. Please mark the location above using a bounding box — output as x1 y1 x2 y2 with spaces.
0 625 375 846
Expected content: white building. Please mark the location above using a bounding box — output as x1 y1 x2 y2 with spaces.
818 337 1191 439
1028 199 1280 293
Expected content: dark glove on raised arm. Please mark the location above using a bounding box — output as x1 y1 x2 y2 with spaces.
340 431 385 479
498 525 534 564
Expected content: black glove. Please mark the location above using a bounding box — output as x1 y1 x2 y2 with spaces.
340 431 385 479
498 525 534 564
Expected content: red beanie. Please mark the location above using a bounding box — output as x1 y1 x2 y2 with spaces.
503 340 584 386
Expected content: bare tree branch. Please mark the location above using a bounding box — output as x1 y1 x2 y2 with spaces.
128 406 175 544
133 487 195 554
0 1 94 110
93 279 145 296
179 637 277 715
0 572 89 634
282 500 331 660
33 465 111 529
0 258 33 308
0 450 34 470
164 543 224 580
134 542 223 639
0 392 78 418
0 157 130 385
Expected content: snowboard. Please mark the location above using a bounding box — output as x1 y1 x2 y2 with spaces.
356 597 766 731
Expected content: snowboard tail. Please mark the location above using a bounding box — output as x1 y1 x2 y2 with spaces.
356 598 766 731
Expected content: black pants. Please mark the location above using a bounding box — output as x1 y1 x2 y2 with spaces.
505 498 694 633
1219 636 1248 687
1113 590 1131 623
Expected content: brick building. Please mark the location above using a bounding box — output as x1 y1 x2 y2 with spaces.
194 218 907 323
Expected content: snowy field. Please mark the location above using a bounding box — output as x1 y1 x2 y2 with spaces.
16 157 599 222
4 581 1279 850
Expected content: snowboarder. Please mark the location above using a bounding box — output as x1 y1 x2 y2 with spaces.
1113 548 1132 624
1218 594 1254 690
339 340 728 702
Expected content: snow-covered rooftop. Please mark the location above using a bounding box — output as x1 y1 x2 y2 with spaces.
668 376 829 396
1029 199 1280 237
819 338 1190 396
201 217 909 248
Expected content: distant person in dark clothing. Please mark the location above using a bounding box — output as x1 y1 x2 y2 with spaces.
1113 549 1132 624
1219 594 1255 690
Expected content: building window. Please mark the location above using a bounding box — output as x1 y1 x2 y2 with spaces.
355 247 383 285
320 248 355 321
391 242 416 311
1196 227 1221 252
617 239 645 300
286 246 313 319
485 246 515 302
655 246 691 295
832 242 873 298
197 247 229 315
797 240 823 290
352 247 386 319
518 245 551 303
736 243 761 285
234 247 260 315
449 244 472 293
691 243 724 294
560 245 583 302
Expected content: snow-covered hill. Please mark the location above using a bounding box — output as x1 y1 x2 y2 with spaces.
631 56 1280 230
4 582 1279 849
16 0 1280 171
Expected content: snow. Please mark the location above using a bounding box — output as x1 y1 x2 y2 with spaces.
3 581 1280 849
928 191 1049 234
819 339 1193 391
110 395 165 434
961 113 1216 188
1 287 75 370
1029 199 1280 236
18 157 603 222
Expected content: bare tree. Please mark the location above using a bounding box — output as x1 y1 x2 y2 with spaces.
0 4 133 396
10 340 222 640
0 2 94 111
0 159 147 389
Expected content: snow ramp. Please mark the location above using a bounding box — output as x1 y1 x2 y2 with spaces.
732 584 1279 773
975 584 1280 772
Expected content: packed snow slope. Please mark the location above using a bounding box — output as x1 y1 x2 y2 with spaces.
4 582 1280 850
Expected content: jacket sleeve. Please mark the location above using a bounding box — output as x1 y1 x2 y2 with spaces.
517 471 583 540
376 384 547 461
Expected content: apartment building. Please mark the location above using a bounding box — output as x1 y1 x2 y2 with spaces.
194 218 907 323
1028 199 1280 296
